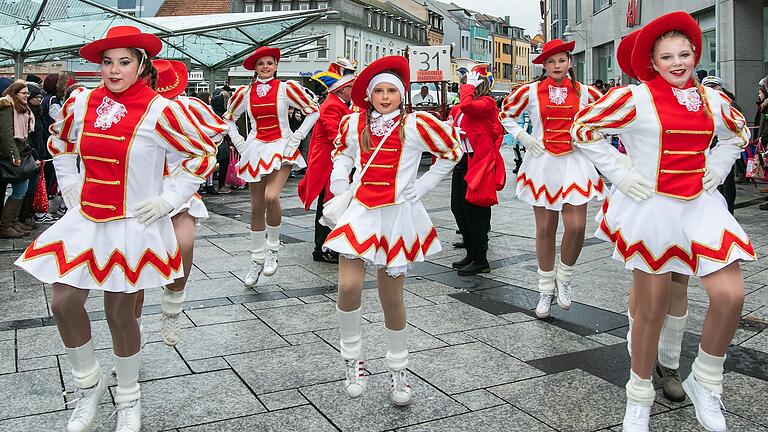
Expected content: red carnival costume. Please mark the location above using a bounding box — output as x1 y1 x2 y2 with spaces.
224 47 319 182
500 40 605 210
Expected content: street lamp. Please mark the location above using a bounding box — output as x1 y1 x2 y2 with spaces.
562 25 585 40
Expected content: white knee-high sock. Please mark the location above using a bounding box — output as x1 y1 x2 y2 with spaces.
626 370 655 406
691 345 726 394
385 325 409 371
266 224 281 250
251 230 266 262
538 268 556 295
657 312 687 369
556 260 575 283
114 351 141 404
337 306 362 360
161 288 185 316
65 340 101 388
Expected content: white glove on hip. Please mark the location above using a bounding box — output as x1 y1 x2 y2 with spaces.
701 168 720 194
517 131 545 157
466 71 482 87
283 131 304 157
329 179 350 197
403 180 430 203
134 197 174 225
617 170 654 203
232 137 247 154
616 153 634 170
61 184 81 210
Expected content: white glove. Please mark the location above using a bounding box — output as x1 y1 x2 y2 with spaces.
517 131 545 157
283 131 304 157
232 137 247 154
616 153 634 170
329 179 350 196
466 71 482 87
617 170 654 203
403 180 430 203
702 168 720 194
134 197 174 225
61 184 80 210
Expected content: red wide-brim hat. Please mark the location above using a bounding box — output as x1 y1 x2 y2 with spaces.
351 55 410 110
631 11 702 82
617 30 641 81
532 39 575 64
243 46 281 70
79 26 162 64
153 59 188 99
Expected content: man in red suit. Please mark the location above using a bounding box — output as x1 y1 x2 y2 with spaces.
298 58 356 263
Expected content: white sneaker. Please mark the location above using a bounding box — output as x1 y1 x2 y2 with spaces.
535 293 554 318
263 249 278 276
622 400 651 432
66 373 107 432
389 369 412 406
114 399 141 432
244 260 264 287
160 313 181 347
344 357 367 398
682 375 727 432
556 279 572 309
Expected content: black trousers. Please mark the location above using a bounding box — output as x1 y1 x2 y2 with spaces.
718 166 736 215
314 189 333 253
450 155 491 263
217 139 231 189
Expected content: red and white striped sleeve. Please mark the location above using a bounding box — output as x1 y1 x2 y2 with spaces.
571 86 636 143
222 85 249 150
48 86 87 191
414 111 462 161
585 84 604 104
329 113 358 186
186 97 229 144
155 100 218 208
499 83 531 136
707 89 751 180
285 80 319 115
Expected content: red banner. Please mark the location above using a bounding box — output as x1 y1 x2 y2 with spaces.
626 0 641 27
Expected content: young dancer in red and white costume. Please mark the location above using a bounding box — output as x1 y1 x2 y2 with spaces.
224 46 319 287
14 26 217 432
499 39 605 319
448 64 505 275
571 12 755 431
298 58 356 264
324 56 461 405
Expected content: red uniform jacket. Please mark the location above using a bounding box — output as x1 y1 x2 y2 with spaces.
457 84 505 206
298 93 352 210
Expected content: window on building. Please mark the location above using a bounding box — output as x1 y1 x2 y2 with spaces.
368 12 372 27
503 64 512 80
594 43 614 82
379 15 383 30
245 3 255 12
375 45 379 59
281 3 291 11
345 38 352 60
365 43 373 64
575 0 582 23
318 1 327 9
317 36 328 60
397 21 401 36
573 52 585 82
593 0 611 13
299 2 309 10
263 3 272 11
461 36 468 50
298 51 309 59
353 40 359 63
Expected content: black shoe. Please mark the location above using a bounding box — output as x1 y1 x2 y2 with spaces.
760 202 768 211
313 250 339 264
205 186 220 195
451 255 472 269
452 242 465 249
457 261 490 276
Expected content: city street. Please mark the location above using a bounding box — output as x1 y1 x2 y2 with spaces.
1 147 767 431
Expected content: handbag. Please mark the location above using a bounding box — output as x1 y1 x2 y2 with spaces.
320 127 395 228
0 145 39 182
32 161 48 213
746 138 766 179
225 148 246 187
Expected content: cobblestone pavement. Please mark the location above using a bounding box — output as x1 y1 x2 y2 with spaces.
1 148 767 431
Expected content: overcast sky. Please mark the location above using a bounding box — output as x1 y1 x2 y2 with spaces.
447 0 542 36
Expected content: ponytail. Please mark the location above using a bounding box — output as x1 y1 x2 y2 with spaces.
692 76 712 118
568 67 581 97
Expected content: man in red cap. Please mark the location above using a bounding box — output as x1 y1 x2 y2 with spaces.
299 58 356 263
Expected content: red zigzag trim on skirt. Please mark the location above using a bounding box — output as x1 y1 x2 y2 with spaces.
325 224 438 264
516 173 605 205
21 239 182 286
238 150 301 178
598 200 755 273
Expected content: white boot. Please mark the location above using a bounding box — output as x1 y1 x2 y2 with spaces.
535 268 556 318
338 306 366 398
65 341 106 432
114 352 141 432
160 289 185 347
684 346 727 432
263 224 280 276
555 260 574 309
245 230 266 287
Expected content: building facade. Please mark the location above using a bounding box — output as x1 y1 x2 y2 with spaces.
563 0 767 120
